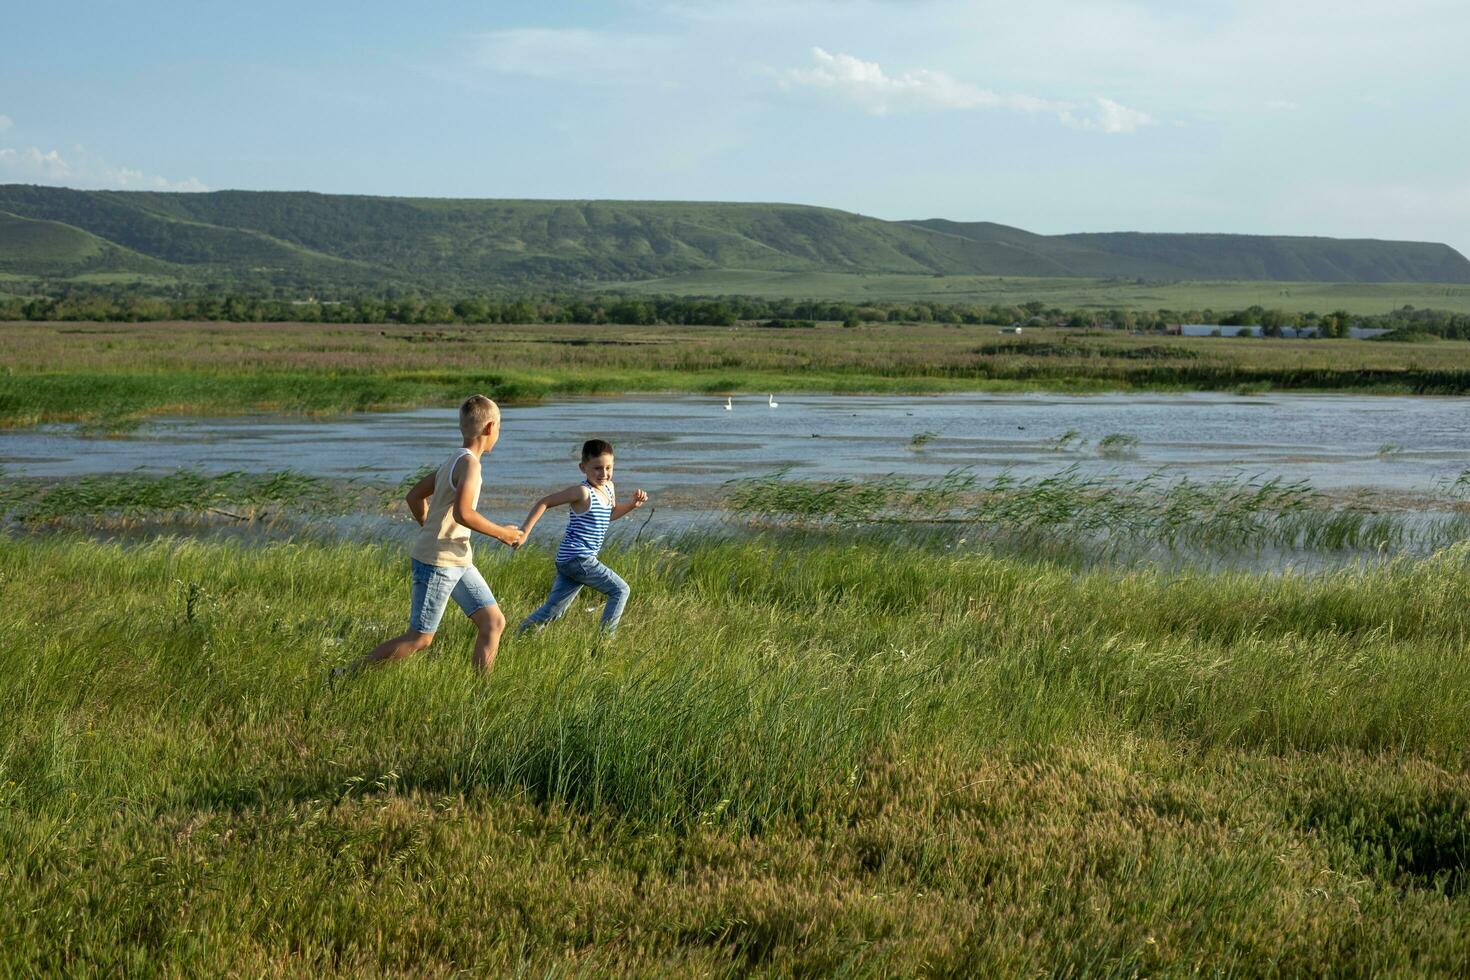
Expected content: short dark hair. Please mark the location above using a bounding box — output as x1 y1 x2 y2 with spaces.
581 439 614 462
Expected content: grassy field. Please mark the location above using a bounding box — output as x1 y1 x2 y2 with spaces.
622 270 1470 314
5 320 1470 427
2 532 1468 973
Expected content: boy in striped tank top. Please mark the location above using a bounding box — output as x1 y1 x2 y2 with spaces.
516 439 649 635
356 395 524 674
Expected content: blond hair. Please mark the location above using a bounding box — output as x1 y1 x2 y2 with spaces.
459 394 499 439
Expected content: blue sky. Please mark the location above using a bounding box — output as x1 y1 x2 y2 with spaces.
4 0 1468 254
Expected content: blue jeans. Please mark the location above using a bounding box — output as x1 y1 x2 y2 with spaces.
519 555 630 634
408 559 497 634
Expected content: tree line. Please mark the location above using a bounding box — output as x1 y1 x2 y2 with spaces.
3 288 1469 339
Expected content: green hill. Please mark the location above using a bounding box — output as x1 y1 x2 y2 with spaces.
1059 231 1470 282
1 184 1466 289
0 210 174 278
910 219 1470 283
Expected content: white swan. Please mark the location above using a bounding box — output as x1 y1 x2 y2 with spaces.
768 394 778 408
724 397 732 411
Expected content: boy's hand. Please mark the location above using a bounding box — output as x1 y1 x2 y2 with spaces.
500 526 525 548
631 489 649 508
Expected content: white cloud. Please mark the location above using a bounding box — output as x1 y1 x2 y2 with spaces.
0 146 72 180
1062 97 1154 134
0 144 206 192
105 164 209 192
0 114 13 134
686 0 1468 123
782 48 1150 133
782 47 1053 114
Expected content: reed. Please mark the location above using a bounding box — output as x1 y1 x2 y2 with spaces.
726 467 1470 556
1096 432 1141 457
1 469 332 523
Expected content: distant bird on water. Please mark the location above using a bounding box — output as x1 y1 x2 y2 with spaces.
768 394 779 408
724 397 732 411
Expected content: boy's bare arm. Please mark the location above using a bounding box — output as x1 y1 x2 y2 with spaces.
520 485 588 542
405 471 436 526
451 456 523 547
610 489 649 521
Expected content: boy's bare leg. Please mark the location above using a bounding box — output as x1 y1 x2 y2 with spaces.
470 605 507 673
363 630 434 667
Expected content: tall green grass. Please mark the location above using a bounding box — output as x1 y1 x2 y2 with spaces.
7 465 1464 563
1 533 1468 972
0 469 331 523
727 467 1470 556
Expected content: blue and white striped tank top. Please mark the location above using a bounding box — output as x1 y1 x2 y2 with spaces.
556 481 614 561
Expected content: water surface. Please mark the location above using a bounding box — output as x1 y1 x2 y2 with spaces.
4 392 1466 504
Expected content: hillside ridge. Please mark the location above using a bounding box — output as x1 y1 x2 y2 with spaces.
2 184 1466 288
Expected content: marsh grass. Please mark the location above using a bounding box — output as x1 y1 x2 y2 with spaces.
0 469 338 524
1444 468 1470 500
9 465 1467 563
1050 427 1083 451
7 321 1470 425
727 467 1470 556
1097 432 1141 457
1 533 1468 973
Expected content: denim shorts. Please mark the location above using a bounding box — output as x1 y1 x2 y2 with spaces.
408 559 497 633
518 554 631 634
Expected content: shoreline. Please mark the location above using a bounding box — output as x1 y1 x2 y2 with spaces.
4 370 1469 429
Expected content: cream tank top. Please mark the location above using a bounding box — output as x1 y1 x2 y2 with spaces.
410 448 479 567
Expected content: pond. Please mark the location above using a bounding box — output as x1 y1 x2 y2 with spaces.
3 392 1466 506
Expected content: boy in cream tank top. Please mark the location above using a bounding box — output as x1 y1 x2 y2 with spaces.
356 395 524 674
